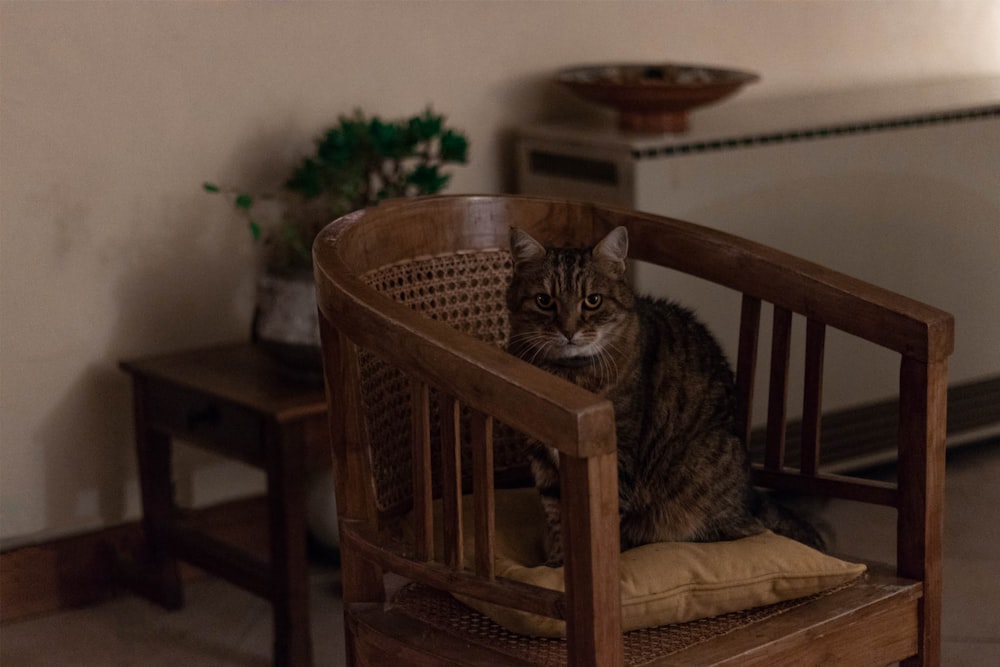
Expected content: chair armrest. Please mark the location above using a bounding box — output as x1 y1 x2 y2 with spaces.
604 208 955 363
315 263 616 459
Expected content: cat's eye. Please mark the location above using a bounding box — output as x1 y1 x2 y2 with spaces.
534 293 555 310
583 294 603 310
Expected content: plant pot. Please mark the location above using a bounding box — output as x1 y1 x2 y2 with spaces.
252 272 323 383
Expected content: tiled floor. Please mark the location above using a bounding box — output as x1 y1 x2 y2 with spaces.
3 440 998 666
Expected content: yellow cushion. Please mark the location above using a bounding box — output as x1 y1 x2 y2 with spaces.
416 487 866 638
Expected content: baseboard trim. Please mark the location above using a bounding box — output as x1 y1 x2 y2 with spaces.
0 495 267 624
3 377 997 624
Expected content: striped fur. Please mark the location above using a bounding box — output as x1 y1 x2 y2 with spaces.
506 227 823 566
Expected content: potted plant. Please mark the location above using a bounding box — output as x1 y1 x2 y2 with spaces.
205 108 469 377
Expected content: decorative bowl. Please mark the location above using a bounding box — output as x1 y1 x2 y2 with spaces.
557 63 760 133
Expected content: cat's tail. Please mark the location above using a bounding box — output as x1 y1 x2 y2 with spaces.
752 491 828 552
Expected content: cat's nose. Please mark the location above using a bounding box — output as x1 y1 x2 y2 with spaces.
557 315 580 343
557 325 579 344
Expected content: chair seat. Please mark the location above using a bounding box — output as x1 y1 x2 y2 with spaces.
347 563 921 666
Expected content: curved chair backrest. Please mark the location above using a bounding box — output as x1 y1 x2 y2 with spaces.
314 195 952 666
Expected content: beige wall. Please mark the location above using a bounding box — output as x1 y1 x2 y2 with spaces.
2 0 998 547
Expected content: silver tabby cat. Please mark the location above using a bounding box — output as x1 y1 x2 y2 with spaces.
506 226 824 567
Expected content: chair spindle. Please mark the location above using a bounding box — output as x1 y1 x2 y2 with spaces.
439 393 464 569
735 294 762 449
800 318 826 475
765 306 793 470
410 381 433 561
470 410 496 579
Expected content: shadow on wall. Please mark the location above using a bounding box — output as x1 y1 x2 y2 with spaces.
35 194 256 535
35 366 135 532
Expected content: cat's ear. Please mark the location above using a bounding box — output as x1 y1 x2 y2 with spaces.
593 226 628 275
510 227 547 267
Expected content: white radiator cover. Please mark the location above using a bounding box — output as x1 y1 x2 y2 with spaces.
516 78 1000 424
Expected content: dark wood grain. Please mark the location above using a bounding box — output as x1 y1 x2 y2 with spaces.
765 306 793 470
121 341 332 666
800 317 826 475
735 294 761 449
314 194 952 666
471 410 496 579
411 381 433 562
439 393 464 570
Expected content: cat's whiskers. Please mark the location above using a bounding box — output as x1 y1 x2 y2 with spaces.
597 349 613 387
513 328 623 387
582 335 618 388
508 330 558 367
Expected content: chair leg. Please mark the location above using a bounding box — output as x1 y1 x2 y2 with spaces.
267 422 312 667
898 357 948 667
560 452 624 667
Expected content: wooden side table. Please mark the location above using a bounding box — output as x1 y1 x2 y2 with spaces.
119 342 330 666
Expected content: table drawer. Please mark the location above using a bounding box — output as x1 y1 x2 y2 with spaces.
142 378 266 466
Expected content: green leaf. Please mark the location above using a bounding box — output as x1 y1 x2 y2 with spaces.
286 158 326 198
215 108 470 267
439 130 469 163
407 164 449 194
317 125 358 166
409 109 443 141
369 118 402 157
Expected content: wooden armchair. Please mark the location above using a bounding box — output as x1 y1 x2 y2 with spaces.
313 195 952 666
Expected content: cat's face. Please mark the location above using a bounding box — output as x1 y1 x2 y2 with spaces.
506 227 636 369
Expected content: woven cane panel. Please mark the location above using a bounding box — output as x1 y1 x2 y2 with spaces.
362 249 513 345
358 249 526 514
391 583 822 666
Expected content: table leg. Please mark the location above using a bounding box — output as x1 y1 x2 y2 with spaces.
267 421 312 666
132 379 183 609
